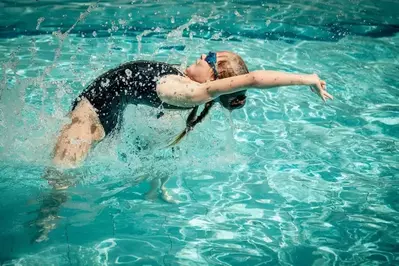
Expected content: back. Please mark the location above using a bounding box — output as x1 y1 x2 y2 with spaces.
72 60 190 134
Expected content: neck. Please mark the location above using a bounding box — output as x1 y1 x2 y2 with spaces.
183 68 190 78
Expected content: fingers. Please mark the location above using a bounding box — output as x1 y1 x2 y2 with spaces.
310 80 333 102
320 81 333 100
317 80 333 101
310 85 324 101
323 91 334 100
321 80 326 90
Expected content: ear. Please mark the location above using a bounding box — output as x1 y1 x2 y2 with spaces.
90 123 105 141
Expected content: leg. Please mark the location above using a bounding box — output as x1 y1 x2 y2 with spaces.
145 178 161 200
160 176 179 204
51 98 105 170
48 110 103 187
42 167 76 190
33 100 105 242
30 189 67 243
159 147 181 203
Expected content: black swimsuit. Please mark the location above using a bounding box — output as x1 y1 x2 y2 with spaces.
72 60 190 135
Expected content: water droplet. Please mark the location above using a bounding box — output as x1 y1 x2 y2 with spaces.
92 31 97 37
36 17 45 30
234 11 242 17
125 69 132 78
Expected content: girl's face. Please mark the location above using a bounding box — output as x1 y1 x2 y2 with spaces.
186 52 247 110
185 54 214 83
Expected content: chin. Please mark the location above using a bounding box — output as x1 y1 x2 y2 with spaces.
192 75 206 83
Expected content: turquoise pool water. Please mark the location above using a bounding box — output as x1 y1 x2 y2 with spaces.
0 0 398 265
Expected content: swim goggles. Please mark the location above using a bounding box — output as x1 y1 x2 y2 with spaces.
204 51 218 79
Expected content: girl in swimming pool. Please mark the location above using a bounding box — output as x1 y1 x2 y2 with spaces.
34 51 332 242
51 50 332 170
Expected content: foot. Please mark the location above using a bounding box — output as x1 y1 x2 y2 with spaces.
48 179 74 190
145 179 161 201
160 188 179 204
144 190 158 201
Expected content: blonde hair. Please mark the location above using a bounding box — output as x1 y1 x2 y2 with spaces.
167 51 249 147
216 51 249 79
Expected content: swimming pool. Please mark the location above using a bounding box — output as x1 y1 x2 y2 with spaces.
0 0 398 265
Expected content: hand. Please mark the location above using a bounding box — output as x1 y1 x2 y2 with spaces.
308 74 333 102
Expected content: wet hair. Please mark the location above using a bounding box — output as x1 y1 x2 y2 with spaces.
168 51 249 147
217 51 249 110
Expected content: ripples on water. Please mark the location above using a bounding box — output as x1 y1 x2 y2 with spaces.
0 0 398 265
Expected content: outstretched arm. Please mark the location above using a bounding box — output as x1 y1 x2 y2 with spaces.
203 71 333 102
157 71 333 107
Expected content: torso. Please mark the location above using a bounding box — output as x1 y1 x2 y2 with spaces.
72 60 191 135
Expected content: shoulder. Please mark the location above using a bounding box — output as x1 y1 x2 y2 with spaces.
156 75 210 107
156 75 198 95
158 74 192 85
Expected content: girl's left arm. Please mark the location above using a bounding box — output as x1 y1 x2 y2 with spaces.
156 71 333 107
203 71 333 102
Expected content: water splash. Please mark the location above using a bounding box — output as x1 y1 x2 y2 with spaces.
36 17 45 30
136 27 162 56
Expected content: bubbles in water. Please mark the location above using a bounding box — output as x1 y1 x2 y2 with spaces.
118 19 127 26
211 32 222 40
234 10 242 17
136 27 162 55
